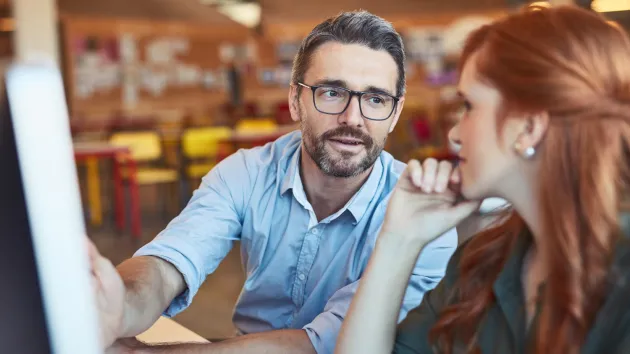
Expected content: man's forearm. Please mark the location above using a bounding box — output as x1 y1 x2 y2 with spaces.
117 256 186 338
132 330 316 354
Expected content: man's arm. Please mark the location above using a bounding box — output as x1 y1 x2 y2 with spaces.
95 152 251 347
113 223 453 354
110 330 316 354
116 256 186 338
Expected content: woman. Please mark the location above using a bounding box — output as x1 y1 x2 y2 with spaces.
336 5 630 354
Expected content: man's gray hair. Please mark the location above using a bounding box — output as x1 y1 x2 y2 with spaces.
291 10 406 97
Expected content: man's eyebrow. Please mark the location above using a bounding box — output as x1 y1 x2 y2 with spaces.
364 85 395 96
313 79 348 88
312 79 395 96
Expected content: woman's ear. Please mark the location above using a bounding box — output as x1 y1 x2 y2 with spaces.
513 111 549 150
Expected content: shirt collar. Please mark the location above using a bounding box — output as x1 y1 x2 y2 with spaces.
345 156 383 224
279 142 384 225
280 145 300 196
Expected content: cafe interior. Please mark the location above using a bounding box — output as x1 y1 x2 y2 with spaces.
7 0 630 343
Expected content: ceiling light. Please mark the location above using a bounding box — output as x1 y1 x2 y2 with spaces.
528 1 551 7
216 2 261 28
592 0 630 12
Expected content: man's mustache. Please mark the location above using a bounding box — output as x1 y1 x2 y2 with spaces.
320 126 373 148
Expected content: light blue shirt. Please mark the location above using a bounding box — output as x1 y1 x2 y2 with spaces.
135 130 457 354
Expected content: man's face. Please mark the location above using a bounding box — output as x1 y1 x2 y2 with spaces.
290 42 405 178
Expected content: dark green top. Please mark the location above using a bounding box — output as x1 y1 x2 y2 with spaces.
393 229 630 354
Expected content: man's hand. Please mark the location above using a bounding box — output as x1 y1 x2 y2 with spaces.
105 338 147 354
102 330 315 354
87 238 125 348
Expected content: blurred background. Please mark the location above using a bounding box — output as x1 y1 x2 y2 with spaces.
7 0 630 340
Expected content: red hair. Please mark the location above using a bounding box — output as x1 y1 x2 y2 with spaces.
429 6 630 354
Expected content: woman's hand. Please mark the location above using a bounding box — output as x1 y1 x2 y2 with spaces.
381 158 480 247
336 158 479 354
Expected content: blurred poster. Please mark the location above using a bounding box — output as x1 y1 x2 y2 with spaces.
119 33 137 63
72 35 121 98
403 27 448 85
71 30 245 105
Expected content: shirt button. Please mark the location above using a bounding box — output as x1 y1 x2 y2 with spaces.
311 228 319 235
298 273 306 281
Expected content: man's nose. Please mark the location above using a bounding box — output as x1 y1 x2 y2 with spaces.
337 95 363 127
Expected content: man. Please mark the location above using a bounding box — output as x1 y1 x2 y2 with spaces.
93 10 457 354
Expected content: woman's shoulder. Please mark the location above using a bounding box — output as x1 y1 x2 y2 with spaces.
584 237 630 353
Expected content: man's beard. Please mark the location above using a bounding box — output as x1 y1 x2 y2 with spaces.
300 112 385 178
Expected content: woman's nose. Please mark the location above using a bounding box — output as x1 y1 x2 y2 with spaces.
447 126 462 153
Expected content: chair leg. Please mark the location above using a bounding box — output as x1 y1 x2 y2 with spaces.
112 158 125 232
125 161 142 240
86 157 102 226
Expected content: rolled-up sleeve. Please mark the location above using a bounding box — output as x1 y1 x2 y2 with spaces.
134 152 251 317
399 227 457 321
303 281 359 354
303 228 457 354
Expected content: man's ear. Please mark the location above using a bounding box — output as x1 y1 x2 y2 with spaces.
288 85 301 123
388 96 405 134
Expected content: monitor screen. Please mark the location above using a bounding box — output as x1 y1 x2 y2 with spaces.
0 78 52 353
0 63 101 354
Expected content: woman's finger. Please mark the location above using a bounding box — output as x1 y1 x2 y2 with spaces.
406 159 423 188
421 158 438 193
434 161 453 193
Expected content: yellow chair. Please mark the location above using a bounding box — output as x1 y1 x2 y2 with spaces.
109 131 180 216
181 126 233 180
233 118 279 150
235 118 278 133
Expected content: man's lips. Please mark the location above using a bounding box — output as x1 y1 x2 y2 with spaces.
328 136 365 145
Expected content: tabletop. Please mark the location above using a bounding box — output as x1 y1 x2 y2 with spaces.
73 141 129 157
137 317 209 344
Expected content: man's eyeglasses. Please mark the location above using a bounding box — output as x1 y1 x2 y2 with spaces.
297 82 400 121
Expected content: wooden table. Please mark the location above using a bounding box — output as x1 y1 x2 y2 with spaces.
138 317 208 344
73 141 141 238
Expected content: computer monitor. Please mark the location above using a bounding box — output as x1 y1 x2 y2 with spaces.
0 63 101 354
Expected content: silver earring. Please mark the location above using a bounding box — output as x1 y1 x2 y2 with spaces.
514 141 535 159
523 146 536 159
